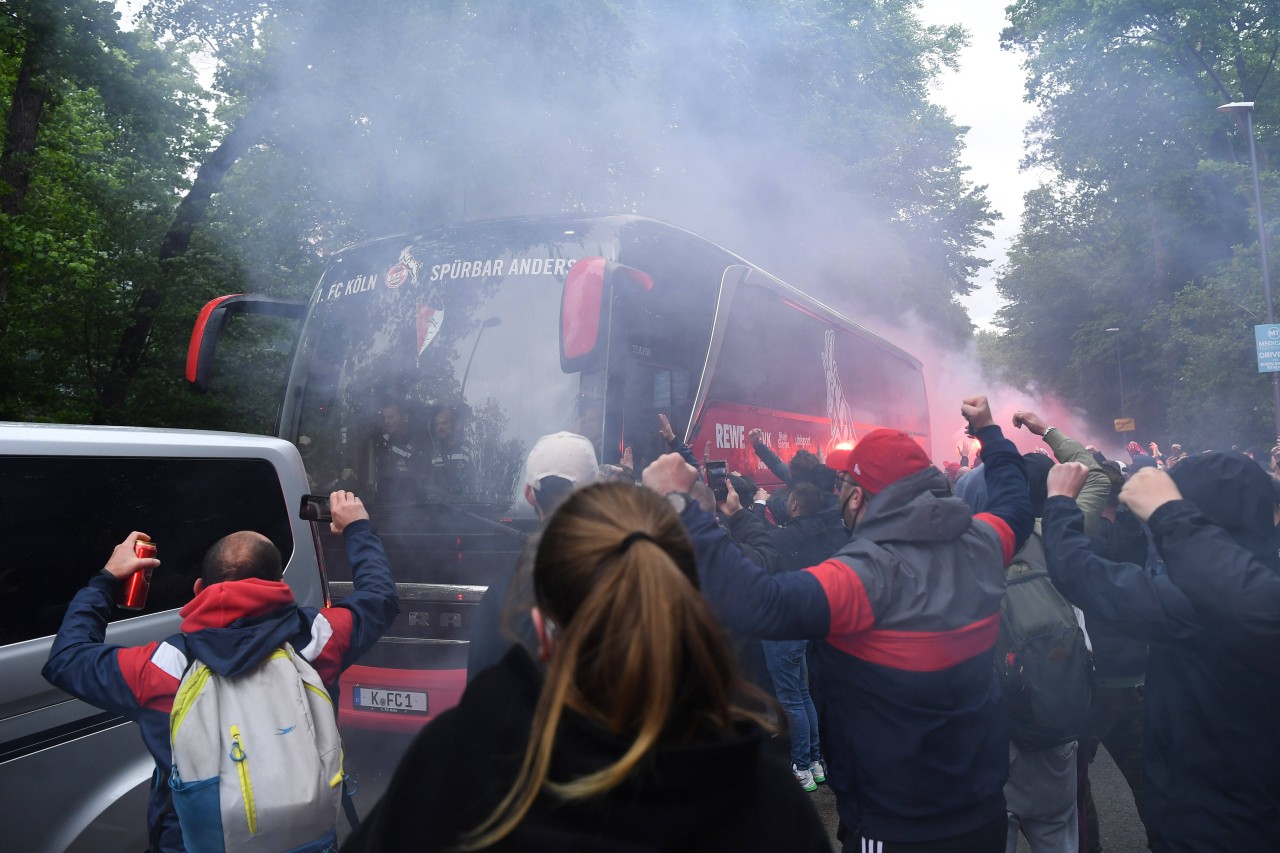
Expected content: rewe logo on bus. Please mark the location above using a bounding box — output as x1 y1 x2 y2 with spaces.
715 423 746 449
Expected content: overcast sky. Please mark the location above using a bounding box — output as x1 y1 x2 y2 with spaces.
917 0 1042 330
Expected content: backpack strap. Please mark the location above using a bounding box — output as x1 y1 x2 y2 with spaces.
341 777 360 830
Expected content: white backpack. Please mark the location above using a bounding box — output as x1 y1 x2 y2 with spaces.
169 643 344 853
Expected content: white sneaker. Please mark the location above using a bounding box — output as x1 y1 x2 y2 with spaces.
792 763 817 792
809 759 826 784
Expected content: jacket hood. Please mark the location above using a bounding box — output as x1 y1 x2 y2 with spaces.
1170 451 1279 562
856 464 973 543
179 578 305 676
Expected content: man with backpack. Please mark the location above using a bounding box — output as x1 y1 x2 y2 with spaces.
989 413 1105 853
43 490 399 853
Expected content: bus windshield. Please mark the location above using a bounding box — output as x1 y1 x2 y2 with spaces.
287 226 611 522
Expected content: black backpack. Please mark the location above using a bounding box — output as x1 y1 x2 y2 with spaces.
995 534 1093 751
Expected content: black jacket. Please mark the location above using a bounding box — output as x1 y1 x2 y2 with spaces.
772 505 849 573
1042 457 1280 850
681 424 1031 843
1086 511 1149 682
343 647 829 852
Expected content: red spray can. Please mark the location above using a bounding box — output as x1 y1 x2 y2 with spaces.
117 538 157 611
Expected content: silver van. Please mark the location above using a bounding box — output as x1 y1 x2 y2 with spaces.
0 423 327 853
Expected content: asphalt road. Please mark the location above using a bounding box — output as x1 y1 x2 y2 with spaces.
1075 745 1148 853
341 732 1146 852
809 745 1146 853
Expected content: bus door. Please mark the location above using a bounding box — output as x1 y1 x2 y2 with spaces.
616 350 696 473
596 264 746 473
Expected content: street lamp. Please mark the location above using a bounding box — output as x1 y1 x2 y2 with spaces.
461 316 501 397
1106 327 1126 437
1218 100 1280 441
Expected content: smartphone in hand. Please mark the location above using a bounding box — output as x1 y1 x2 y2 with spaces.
299 494 332 523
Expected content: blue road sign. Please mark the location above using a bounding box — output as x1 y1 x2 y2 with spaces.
1256 324 1280 372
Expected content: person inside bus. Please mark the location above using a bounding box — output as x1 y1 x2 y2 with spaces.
342 482 829 851
423 405 472 499
371 400 427 507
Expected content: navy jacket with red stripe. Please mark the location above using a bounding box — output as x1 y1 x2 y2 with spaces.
682 424 1031 843
42 520 398 853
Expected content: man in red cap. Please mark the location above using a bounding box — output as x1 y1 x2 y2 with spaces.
644 396 1032 853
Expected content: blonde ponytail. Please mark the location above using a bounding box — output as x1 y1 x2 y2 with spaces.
456 483 770 849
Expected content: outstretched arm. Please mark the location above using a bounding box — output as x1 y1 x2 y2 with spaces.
659 414 701 470
328 492 400 670
42 532 163 714
748 428 794 486
1014 411 1109 534
643 453 837 640
966 397 1033 557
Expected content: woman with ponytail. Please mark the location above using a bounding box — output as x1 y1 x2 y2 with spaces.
342 482 829 852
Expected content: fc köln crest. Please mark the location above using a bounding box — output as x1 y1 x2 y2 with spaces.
417 304 443 358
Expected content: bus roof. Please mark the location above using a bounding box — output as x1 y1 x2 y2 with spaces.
325 214 922 371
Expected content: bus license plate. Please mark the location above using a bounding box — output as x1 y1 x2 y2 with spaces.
353 686 428 715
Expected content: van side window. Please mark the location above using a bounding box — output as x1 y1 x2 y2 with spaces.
0 457 294 647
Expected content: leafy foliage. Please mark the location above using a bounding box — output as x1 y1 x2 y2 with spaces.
0 12 211 423
990 0 1280 450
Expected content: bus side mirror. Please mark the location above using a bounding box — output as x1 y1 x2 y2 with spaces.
186 294 306 393
559 257 653 373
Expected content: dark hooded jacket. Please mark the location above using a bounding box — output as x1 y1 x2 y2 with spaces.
771 503 849 573
1041 452 1280 851
42 521 398 853
341 646 829 852
1087 508 1150 683
680 423 1032 843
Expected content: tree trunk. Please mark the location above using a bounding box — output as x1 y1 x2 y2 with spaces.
93 98 276 421
0 37 49 303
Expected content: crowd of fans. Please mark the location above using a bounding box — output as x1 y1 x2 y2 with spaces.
373 407 1274 850
48 399 1279 852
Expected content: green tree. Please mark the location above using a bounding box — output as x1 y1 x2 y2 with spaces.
0 8 210 422
991 0 1280 448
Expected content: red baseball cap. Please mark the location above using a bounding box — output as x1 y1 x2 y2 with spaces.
825 429 933 495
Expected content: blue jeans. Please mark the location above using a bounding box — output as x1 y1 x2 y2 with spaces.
763 639 821 769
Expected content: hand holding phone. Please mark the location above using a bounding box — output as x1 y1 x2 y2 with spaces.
704 460 729 503
299 494 332 523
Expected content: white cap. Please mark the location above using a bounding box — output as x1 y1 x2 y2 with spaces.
525 432 599 490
